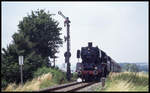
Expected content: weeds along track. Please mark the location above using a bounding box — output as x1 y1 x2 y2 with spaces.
36 81 96 92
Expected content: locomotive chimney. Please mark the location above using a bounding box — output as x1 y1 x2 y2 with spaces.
88 42 92 48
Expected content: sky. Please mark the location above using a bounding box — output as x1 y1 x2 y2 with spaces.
2 1 149 71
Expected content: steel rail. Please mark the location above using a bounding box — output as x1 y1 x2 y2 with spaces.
67 82 96 92
36 81 81 92
34 81 96 92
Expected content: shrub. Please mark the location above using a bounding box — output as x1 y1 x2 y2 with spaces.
1 79 8 90
71 72 78 81
33 66 67 84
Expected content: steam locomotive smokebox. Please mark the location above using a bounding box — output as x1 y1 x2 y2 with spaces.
88 42 92 47
76 62 83 72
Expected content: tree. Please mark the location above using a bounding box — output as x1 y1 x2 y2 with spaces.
125 63 131 72
130 64 139 72
17 9 63 58
1 9 63 88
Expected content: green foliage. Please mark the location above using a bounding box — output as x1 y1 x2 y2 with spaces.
130 64 139 72
33 66 67 84
1 9 63 89
125 63 131 71
17 9 63 58
120 63 148 72
1 51 20 83
124 63 139 72
1 79 8 90
33 66 52 77
71 72 78 81
40 79 56 89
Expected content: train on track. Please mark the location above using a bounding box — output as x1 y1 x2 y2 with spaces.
76 42 121 82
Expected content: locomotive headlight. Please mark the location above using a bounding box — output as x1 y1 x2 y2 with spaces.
94 67 98 70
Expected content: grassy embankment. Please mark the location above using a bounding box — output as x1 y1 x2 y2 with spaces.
96 72 149 92
2 66 77 92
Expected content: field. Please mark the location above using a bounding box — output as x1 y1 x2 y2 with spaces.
96 72 149 92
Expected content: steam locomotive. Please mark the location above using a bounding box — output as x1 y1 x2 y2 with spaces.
76 42 121 82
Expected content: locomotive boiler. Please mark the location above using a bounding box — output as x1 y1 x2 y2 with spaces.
76 42 121 82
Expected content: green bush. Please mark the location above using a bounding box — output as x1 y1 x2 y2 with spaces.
33 66 51 77
33 66 67 84
1 79 8 90
71 72 78 81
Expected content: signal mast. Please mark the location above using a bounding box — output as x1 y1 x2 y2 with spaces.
58 11 71 81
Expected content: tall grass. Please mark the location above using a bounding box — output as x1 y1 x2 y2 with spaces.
2 66 69 92
2 73 53 92
96 72 149 92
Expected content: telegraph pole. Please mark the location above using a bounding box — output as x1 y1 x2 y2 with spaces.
58 11 71 81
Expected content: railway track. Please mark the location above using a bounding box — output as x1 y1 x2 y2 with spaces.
36 81 97 92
